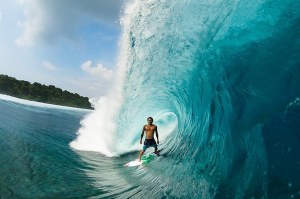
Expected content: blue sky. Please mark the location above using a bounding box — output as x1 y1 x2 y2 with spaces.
0 0 124 97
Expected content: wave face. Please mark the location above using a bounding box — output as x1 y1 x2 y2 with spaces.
72 0 300 198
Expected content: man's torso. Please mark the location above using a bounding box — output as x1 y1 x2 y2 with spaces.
145 124 157 139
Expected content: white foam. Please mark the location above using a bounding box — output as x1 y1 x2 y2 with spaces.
70 95 123 157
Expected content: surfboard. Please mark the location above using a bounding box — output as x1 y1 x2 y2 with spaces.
124 153 156 167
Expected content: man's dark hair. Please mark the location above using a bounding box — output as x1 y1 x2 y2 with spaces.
147 117 153 120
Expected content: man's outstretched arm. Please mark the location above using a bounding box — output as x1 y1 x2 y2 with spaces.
155 126 159 144
140 126 145 144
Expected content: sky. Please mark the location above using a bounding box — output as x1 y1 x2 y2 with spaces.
0 0 125 98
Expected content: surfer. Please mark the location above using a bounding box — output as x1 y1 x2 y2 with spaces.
138 117 159 161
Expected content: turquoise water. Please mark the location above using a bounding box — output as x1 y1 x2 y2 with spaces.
1 0 300 198
0 97 168 198
0 99 99 197
1 98 299 198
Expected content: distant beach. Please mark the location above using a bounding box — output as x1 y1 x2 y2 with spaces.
0 94 92 112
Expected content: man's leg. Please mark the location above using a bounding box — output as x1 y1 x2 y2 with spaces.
154 146 158 154
138 150 145 161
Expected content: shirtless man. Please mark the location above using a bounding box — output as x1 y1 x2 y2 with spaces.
138 117 159 161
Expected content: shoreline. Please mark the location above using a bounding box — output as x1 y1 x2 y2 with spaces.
0 94 93 112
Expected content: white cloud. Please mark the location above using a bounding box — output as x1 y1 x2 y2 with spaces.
42 61 62 71
15 0 123 46
65 77 111 98
0 11 2 20
81 60 114 80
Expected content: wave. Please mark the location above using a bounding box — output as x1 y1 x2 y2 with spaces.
71 0 300 197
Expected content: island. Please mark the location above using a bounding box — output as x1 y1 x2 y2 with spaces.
0 74 93 109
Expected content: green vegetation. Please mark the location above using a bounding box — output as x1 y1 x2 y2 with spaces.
0 74 93 109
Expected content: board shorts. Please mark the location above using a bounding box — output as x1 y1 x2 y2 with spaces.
143 138 157 151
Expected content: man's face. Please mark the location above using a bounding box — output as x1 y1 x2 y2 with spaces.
147 118 153 124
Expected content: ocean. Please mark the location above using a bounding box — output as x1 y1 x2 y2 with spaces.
1 0 300 198
0 95 154 198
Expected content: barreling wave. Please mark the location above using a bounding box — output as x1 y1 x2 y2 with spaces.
71 0 300 197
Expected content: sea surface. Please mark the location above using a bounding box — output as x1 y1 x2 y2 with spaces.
0 95 160 198
1 0 300 198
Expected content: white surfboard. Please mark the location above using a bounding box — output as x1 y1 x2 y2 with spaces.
123 153 157 167
123 159 143 167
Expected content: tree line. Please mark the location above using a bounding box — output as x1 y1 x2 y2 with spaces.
0 74 93 109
